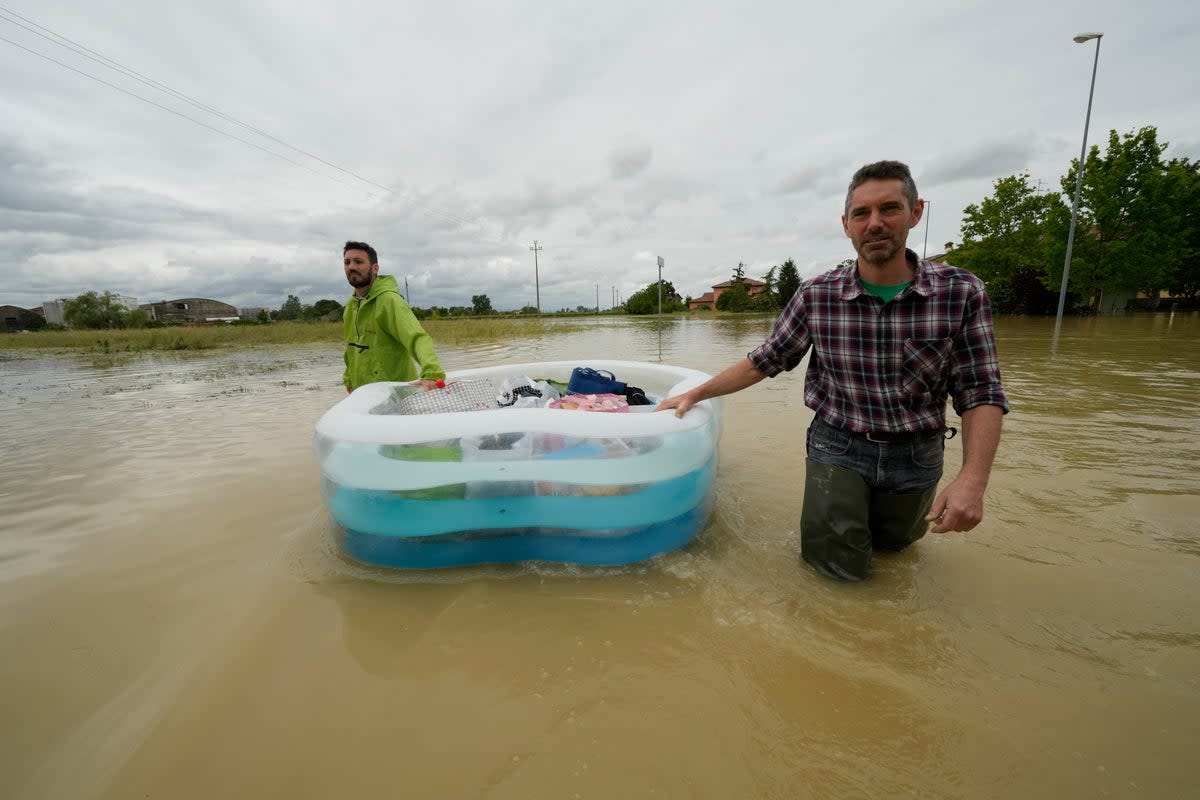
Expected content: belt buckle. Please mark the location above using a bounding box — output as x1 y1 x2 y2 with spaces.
865 431 888 443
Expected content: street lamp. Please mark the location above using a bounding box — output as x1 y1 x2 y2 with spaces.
1054 31 1103 340
922 200 931 259
656 256 664 317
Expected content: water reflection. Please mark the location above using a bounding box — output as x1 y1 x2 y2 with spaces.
1 313 1198 799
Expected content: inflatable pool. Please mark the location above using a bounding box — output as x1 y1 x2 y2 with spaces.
313 360 722 568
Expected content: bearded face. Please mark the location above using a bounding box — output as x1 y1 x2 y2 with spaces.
842 180 921 267
344 249 377 290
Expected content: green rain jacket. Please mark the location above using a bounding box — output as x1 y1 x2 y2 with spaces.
343 274 445 389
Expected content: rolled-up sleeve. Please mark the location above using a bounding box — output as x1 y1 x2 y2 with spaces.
749 289 812 377
950 284 1010 415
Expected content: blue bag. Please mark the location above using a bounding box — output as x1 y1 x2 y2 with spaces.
567 367 626 396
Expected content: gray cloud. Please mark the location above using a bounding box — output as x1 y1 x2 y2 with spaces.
770 164 844 197
608 144 653 180
921 138 1037 185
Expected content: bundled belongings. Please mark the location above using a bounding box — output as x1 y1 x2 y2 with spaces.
314 359 724 568
567 366 651 406
567 367 626 395
496 375 561 408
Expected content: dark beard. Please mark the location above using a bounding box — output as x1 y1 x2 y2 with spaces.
859 239 900 265
346 272 372 289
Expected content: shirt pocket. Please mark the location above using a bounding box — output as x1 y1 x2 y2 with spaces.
902 338 953 404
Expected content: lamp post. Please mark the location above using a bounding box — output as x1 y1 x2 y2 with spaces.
922 200 931 259
1054 32 1103 340
656 256 664 317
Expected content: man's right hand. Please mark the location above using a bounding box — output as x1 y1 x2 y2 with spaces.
655 393 695 418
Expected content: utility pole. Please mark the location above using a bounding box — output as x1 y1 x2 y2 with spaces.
529 240 543 313
404 276 410 304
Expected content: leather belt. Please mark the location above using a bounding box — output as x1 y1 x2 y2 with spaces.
861 427 954 444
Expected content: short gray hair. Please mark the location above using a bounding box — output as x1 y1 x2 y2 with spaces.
844 161 918 215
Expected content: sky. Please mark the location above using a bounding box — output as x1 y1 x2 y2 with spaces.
2 0 1198 313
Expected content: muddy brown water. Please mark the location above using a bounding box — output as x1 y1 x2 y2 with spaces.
1 313 1197 799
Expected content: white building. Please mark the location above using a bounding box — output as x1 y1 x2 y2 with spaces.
41 298 71 325
42 293 139 326
111 293 139 311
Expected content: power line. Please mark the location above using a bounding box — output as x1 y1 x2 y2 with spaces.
0 33 364 190
0 4 397 196
0 9 511 243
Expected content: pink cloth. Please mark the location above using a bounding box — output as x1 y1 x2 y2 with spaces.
547 393 630 413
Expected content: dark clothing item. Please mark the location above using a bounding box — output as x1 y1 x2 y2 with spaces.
749 250 1009 435
800 417 944 581
806 415 946 493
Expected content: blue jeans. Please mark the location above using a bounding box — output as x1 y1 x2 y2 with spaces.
805 417 945 493
800 417 945 581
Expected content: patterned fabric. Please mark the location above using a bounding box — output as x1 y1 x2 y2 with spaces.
371 380 496 415
547 393 630 412
749 250 1009 433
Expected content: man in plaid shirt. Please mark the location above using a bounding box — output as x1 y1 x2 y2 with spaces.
658 161 1009 581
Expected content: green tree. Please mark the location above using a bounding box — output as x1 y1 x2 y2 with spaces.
1165 157 1200 300
303 298 343 320
274 294 302 321
760 266 776 298
625 280 682 314
1050 126 1192 304
955 173 1066 314
124 308 152 328
63 291 130 329
715 281 752 311
776 259 801 305
471 294 495 315
755 266 781 310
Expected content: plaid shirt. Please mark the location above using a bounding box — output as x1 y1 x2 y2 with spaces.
749 250 1009 433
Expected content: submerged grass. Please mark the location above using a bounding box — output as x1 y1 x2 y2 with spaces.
0 317 590 353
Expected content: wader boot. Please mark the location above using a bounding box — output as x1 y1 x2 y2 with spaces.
800 459 873 581
869 484 938 552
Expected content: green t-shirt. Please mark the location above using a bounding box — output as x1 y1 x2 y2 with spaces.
860 277 912 303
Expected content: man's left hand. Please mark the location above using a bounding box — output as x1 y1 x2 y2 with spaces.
925 478 986 533
412 379 449 391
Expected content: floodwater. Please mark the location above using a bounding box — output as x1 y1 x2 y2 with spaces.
1 313 1197 799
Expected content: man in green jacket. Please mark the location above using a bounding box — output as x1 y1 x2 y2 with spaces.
342 240 446 392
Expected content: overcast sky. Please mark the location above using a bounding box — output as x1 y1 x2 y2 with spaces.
2 0 1198 313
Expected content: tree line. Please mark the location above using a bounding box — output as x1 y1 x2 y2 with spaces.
952 125 1199 314
624 259 808 314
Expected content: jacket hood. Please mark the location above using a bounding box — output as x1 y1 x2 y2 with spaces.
364 274 400 300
